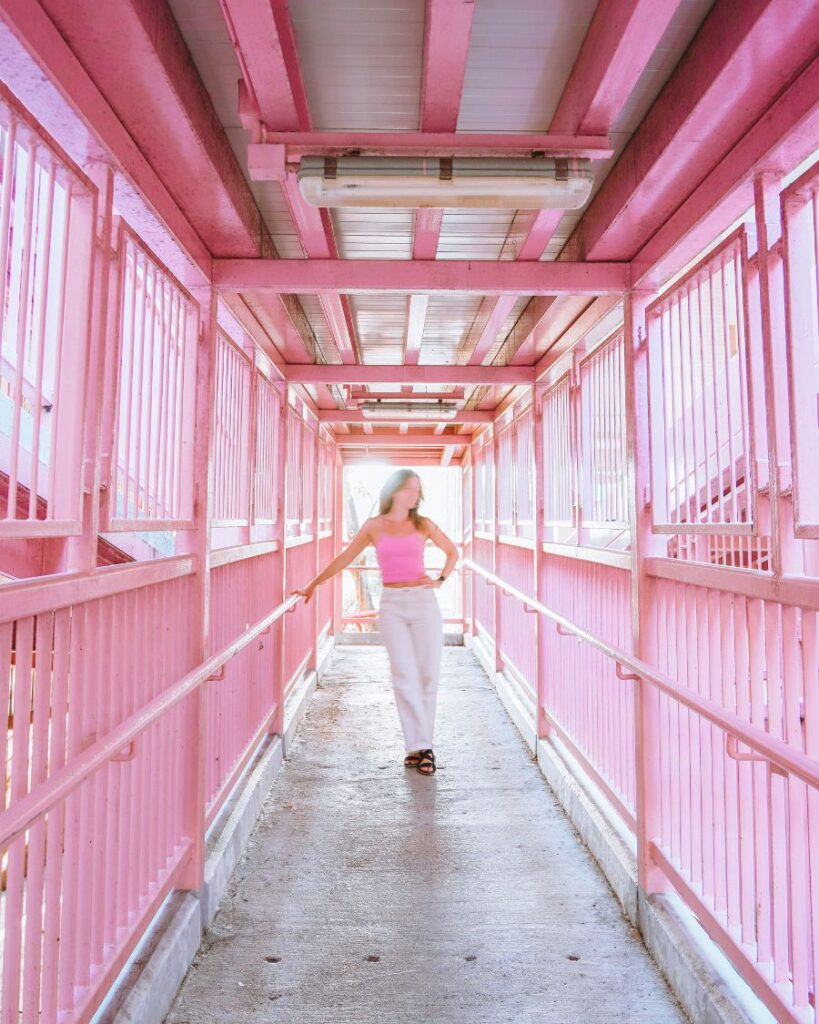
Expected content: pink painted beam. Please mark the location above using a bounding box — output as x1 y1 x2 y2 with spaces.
219 0 309 130
549 0 679 135
412 209 444 260
319 410 491 424
285 365 533 386
631 54 819 286
221 0 358 365
533 295 622 380
213 258 629 295
349 388 466 400
461 0 672 369
0 0 211 275
508 296 591 364
419 0 476 132
564 0 819 261
35 0 272 258
334 432 472 447
404 294 429 364
250 132 613 166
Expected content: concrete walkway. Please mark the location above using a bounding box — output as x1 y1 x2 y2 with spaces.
165 645 687 1024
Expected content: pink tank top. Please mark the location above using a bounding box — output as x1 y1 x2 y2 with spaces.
374 528 426 584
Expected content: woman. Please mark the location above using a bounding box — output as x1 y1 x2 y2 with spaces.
293 469 459 775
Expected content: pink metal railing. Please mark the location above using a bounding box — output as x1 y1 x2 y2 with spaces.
0 87 95 537
579 332 628 529
207 548 283 819
646 230 756 538
0 563 301 1023
252 371 281 524
541 373 574 538
782 161 819 539
107 227 199 530
466 557 819 1021
212 330 252 526
284 399 317 539
540 554 635 819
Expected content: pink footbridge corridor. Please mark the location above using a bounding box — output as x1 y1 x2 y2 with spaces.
0 0 818 1021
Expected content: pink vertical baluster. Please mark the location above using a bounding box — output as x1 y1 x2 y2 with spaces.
20 610 49 1019
7 143 37 518
28 157 56 520
41 608 69 1022
2 616 34 1022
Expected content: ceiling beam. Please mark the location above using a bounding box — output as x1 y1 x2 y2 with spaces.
31 0 274 259
0 0 212 276
348 388 466 401
214 259 629 295
221 0 359 366
319 410 491 424
247 133 612 174
631 54 819 287
549 0 680 135
334 433 472 447
286 365 533 386
563 0 819 262
463 2 675 368
419 0 476 133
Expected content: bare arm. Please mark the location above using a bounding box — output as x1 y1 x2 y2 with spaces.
292 519 375 603
419 519 459 587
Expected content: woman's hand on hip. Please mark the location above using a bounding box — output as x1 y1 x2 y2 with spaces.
418 574 443 589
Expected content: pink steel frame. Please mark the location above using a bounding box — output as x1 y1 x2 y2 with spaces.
0 103 338 1018
0 19 818 1024
461 166 819 1024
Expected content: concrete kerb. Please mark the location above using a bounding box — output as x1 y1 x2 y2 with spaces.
466 632 776 1024
93 639 335 1024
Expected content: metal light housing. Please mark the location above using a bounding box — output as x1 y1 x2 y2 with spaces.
297 156 593 209
359 400 459 420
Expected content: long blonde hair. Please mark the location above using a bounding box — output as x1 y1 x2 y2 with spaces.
379 469 425 531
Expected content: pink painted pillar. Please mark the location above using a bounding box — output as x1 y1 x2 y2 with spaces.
271 383 289 737
332 453 343 638
753 172 795 578
55 162 112 575
624 289 669 896
491 423 503 672
309 424 320 671
178 283 217 892
532 386 550 739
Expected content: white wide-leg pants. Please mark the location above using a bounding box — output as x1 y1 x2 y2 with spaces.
378 586 443 753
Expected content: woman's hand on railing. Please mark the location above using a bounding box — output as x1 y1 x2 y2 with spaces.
292 584 315 604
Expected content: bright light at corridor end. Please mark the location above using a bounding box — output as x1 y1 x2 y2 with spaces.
297 156 594 209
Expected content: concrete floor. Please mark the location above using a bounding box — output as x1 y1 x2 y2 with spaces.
165 645 688 1024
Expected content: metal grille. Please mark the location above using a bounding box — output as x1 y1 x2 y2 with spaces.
212 331 252 525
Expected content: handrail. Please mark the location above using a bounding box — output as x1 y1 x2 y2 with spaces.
0 593 302 850
464 558 819 789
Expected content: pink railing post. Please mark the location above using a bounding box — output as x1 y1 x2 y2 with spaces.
310 423 320 672
533 386 550 739
491 422 504 671
271 385 289 737
332 450 343 637
177 283 214 892
625 288 670 896
57 160 113 575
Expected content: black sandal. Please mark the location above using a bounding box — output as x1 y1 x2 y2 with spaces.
403 751 423 767
415 749 436 775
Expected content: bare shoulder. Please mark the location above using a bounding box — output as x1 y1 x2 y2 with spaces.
362 515 382 540
419 516 439 538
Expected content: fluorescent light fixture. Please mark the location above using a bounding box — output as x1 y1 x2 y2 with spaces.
297 157 593 210
359 400 459 420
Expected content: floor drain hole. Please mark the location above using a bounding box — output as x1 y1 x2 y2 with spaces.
265 956 282 963
465 955 477 961
567 954 580 961
365 954 381 962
